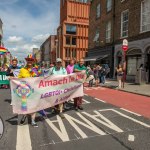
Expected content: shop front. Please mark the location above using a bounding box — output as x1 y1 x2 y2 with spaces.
84 46 114 77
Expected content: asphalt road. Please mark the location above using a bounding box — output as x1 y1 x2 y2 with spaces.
0 89 150 150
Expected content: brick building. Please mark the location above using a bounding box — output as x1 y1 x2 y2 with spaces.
57 0 90 66
88 0 115 77
40 35 57 66
114 0 150 82
88 0 150 82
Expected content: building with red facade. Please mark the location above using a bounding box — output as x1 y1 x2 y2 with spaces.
57 0 90 66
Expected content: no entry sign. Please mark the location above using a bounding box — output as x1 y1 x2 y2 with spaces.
122 39 128 51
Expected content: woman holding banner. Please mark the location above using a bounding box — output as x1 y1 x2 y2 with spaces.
18 55 39 127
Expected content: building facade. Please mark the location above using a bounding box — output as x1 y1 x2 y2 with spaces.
57 0 90 66
32 48 41 64
0 18 3 46
88 0 115 77
88 0 150 82
40 35 57 66
114 0 150 82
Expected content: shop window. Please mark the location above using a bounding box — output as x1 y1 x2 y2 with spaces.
106 0 112 12
141 0 150 32
121 10 129 38
106 21 111 43
66 25 77 35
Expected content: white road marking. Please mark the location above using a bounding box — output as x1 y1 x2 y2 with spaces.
52 140 55 144
120 108 141 117
84 87 92 90
94 98 106 103
106 109 150 128
128 135 135 142
16 125 32 150
45 115 69 142
83 111 123 133
64 113 106 139
74 134 80 139
82 99 90 104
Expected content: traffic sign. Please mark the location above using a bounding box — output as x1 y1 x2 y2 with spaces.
122 39 128 51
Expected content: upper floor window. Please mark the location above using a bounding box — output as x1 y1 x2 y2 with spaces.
96 3 101 18
106 0 112 12
141 0 150 32
121 10 129 38
66 25 77 35
93 29 100 43
106 21 111 43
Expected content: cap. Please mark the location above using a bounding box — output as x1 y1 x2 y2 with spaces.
56 58 62 63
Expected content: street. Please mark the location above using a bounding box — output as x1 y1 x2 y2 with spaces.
0 88 150 150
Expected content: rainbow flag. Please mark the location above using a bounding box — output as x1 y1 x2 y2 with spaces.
0 47 7 53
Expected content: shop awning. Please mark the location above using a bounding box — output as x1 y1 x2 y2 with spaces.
84 54 109 62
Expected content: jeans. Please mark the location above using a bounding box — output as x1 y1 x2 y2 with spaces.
101 75 106 84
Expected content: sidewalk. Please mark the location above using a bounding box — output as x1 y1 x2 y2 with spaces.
101 79 150 97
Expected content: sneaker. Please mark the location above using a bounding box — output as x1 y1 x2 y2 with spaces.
78 106 83 110
20 115 27 125
31 121 38 127
59 113 65 119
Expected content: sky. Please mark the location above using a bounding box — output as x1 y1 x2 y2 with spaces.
0 0 60 61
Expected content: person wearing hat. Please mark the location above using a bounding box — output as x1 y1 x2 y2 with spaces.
7 57 21 77
48 58 67 118
18 54 38 127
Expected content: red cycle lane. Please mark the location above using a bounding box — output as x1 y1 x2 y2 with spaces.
84 87 150 119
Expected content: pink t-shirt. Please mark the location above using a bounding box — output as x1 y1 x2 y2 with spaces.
66 64 74 74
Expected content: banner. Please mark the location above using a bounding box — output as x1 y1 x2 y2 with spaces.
0 72 10 85
13 69 21 77
10 72 85 114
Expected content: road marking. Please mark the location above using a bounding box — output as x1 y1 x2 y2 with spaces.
45 115 69 142
16 125 32 150
94 98 106 103
84 87 92 90
120 108 141 117
82 99 90 104
84 94 88 96
107 109 150 128
128 135 135 142
74 134 80 139
83 111 123 133
64 113 106 139
52 140 55 144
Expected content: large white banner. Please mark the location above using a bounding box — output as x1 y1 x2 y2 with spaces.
10 72 84 114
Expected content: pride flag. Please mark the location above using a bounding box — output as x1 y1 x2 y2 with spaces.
0 46 7 53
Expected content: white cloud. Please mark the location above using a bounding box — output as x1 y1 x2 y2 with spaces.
7 36 23 43
32 34 49 43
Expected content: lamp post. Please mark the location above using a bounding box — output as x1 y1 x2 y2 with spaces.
122 39 128 88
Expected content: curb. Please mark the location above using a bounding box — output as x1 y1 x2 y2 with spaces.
102 85 150 98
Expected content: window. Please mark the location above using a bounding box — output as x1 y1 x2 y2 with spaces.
106 0 112 12
72 49 76 58
96 3 100 18
66 37 71 45
121 10 129 38
66 25 77 35
141 0 150 32
65 48 71 57
93 29 99 42
72 37 76 45
106 21 111 43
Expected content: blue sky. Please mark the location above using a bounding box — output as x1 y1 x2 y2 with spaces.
0 0 60 60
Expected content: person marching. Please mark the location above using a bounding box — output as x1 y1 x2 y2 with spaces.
74 58 87 111
18 54 40 127
48 58 67 118
116 64 124 89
